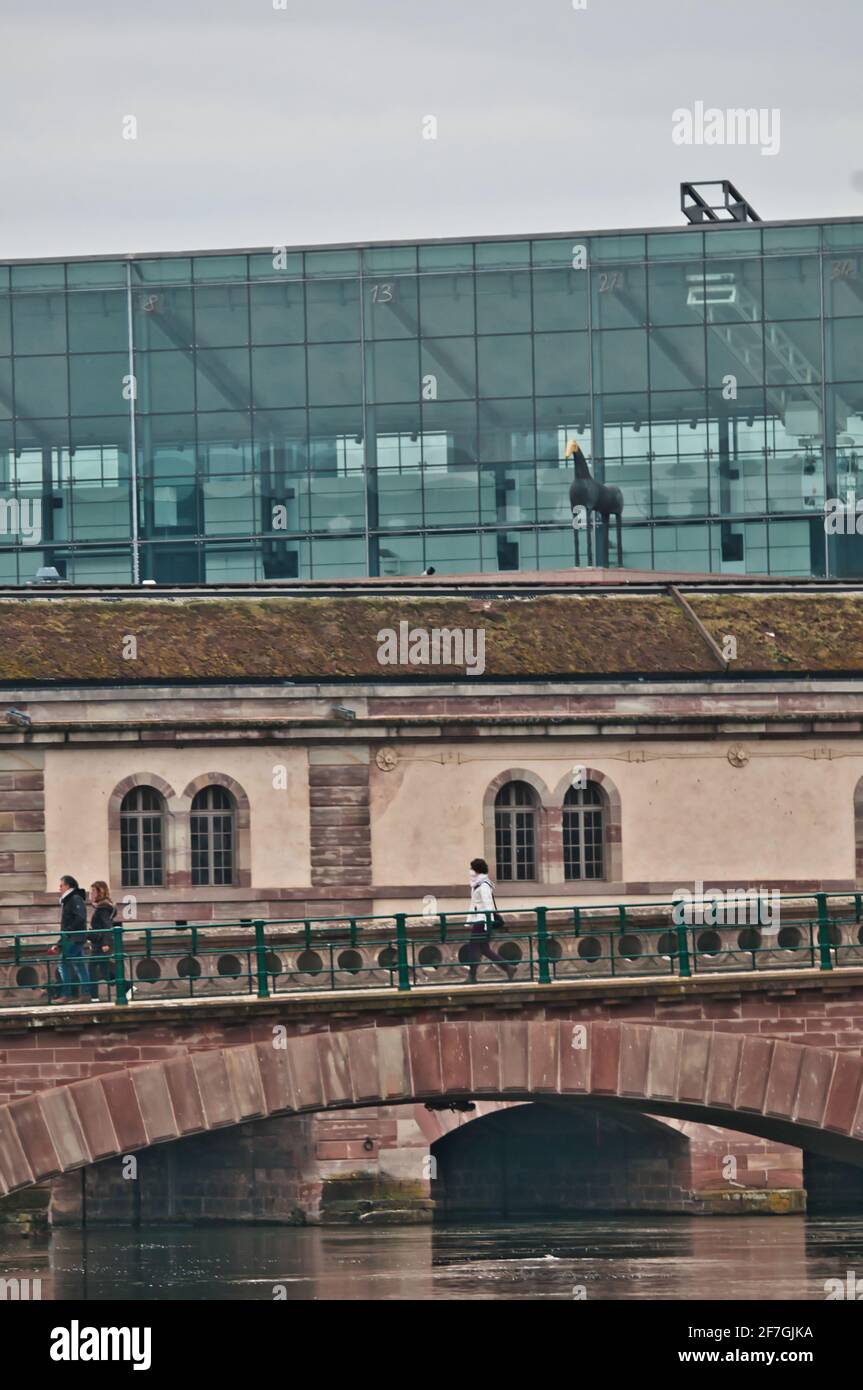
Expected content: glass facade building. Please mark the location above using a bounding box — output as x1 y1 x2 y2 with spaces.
1 215 863 584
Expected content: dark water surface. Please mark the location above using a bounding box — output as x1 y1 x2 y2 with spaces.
3 1216 863 1300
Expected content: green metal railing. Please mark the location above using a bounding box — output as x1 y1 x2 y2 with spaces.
1 891 862 1010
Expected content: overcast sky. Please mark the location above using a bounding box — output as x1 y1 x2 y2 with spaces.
2 0 860 260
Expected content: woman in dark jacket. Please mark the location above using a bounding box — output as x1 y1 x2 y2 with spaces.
87 881 116 1000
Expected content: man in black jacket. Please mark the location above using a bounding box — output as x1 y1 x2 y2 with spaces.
56 875 91 1002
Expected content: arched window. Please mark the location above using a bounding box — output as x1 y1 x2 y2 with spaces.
494 781 537 881
120 787 165 887
191 786 235 885
563 783 604 880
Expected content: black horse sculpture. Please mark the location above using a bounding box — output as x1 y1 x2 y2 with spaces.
566 439 624 566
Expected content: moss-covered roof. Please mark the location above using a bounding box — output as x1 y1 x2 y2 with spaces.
0 586 860 682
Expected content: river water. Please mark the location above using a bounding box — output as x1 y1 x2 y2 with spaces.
3 1215 863 1300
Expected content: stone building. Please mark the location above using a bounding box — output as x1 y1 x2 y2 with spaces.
2 565 863 1224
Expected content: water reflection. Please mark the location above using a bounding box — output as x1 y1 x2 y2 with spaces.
2 1217 863 1301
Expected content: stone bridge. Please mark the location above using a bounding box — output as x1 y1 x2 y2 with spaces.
3 965 863 1201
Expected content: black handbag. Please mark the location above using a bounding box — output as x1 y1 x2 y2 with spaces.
490 887 505 932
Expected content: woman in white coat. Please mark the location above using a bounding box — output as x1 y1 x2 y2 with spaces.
466 858 516 984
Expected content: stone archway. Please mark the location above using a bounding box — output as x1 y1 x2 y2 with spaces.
2 1020 863 1196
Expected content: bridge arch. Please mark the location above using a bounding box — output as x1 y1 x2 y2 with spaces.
1 1020 862 1195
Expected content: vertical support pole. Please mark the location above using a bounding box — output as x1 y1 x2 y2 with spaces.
675 920 691 978
254 920 270 998
816 893 834 971
536 906 551 984
112 923 128 1005
125 260 141 585
395 913 411 992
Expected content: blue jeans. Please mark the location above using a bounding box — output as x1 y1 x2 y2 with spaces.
58 946 91 997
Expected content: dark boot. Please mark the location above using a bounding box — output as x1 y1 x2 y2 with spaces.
467 964 478 984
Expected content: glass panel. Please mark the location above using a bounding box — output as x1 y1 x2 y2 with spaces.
590 235 646 262
0 361 12 419
419 274 475 337
823 223 863 250
67 261 127 287
67 291 128 352
307 343 362 405
305 250 360 277
593 330 649 393
535 396 591 465
131 259 192 283
11 264 65 290
377 534 423 576
310 534 366 577
646 231 704 260
365 276 419 339
251 346 306 409
653 520 710 571
703 229 762 256
69 353 128 415
366 341 419 403
136 351 195 413
136 413 196 476
420 400 477 465
14 357 68 416
363 246 417 274
249 251 304 278
423 529 482 573
828 318 863 380
477 335 532 397
700 258 763 323
250 280 306 344
475 271 532 333
480 462 536 525
418 244 474 271
533 332 589 395
420 338 476 400
532 238 591 268
194 283 249 346
650 326 706 391
766 518 815 575
532 267 589 332
762 226 820 253
763 256 821 319
192 255 248 282
133 286 193 350
425 464 479 528
475 241 530 268
195 348 251 411
648 261 705 325
12 294 67 354
478 398 534 463
305 279 360 341
764 319 821 386
308 407 363 477
706 322 764 389
591 264 647 329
